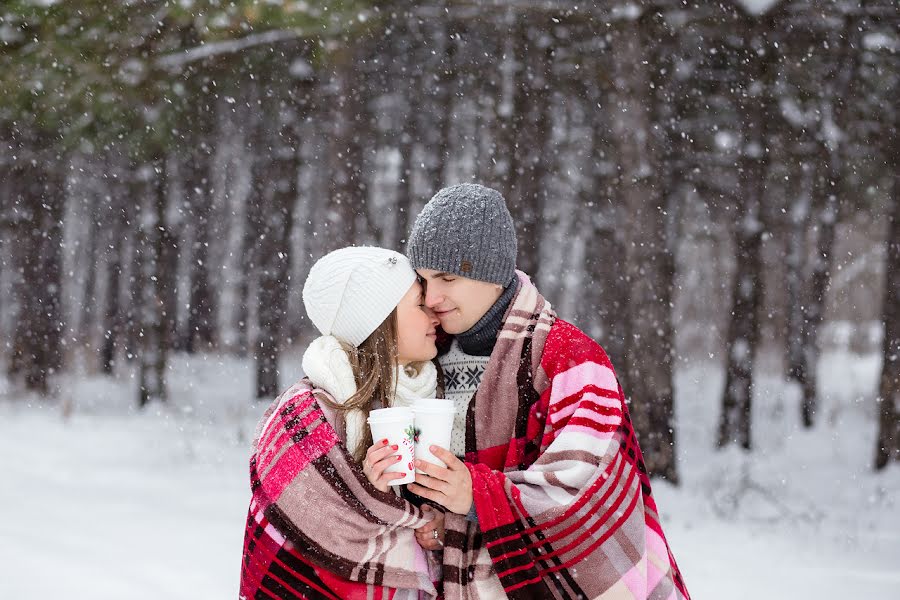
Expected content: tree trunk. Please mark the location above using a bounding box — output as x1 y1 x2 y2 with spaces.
237 84 265 357
874 162 899 469
717 24 774 450
418 13 453 198
800 155 840 426
254 85 301 399
491 16 523 202
185 85 218 353
509 34 552 281
0 131 10 335
9 146 65 395
121 171 143 366
583 209 629 378
395 115 415 247
79 193 100 362
582 91 628 382
324 47 365 249
494 20 550 280
718 219 764 450
610 19 678 482
792 8 860 427
137 155 170 407
101 232 122 375
785 185 809 402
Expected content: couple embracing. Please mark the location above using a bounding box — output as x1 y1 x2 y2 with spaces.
239 184 690 600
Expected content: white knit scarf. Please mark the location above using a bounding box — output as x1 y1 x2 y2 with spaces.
301 335 438 457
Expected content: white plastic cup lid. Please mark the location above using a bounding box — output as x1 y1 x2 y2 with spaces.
412 398 455 413
367 407 414 423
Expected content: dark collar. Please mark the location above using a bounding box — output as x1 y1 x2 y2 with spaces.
456 275 519 356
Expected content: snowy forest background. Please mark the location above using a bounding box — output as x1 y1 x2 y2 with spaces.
1 1 898 598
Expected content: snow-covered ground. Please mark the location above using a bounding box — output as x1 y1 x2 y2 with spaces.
1 349 898 599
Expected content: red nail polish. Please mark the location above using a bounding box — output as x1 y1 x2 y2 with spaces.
396 455 402 461
382 439 389 445
392 444 399 451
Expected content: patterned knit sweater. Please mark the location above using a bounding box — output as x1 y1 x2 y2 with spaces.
439 339 490 457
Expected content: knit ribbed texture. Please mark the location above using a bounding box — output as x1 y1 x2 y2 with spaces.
302 247 416 347
406 183 517 285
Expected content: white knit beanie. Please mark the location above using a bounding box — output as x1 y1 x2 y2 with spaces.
302 247 417 347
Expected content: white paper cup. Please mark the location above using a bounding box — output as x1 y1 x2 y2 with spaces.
411 399 456 471
367 407 416 485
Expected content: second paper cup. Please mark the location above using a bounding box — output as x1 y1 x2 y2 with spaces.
411 399 456 471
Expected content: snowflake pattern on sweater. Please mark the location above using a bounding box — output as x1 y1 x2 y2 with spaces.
439 340 490 456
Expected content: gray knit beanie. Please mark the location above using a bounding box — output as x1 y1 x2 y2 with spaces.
406 183 517 285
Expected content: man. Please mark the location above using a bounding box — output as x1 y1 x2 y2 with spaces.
406 183 690 600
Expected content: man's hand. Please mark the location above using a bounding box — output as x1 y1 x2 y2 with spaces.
407 445 474 515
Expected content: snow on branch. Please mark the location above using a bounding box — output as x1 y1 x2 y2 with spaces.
155 29 308 71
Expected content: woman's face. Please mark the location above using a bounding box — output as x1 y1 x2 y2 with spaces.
396 280 439 365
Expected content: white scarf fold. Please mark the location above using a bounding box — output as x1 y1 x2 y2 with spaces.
301 335 437 457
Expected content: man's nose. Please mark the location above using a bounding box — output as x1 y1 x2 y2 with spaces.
424 287 443 308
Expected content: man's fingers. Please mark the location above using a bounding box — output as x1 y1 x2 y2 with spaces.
414 458 452 480
414 472 451 494
407 483 442 504
429 445 462 469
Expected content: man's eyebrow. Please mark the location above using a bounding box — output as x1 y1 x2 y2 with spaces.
427 272 455 279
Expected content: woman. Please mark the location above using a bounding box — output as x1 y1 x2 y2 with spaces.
239 247 447 600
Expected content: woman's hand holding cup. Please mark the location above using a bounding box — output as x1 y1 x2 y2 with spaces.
363 439 405 492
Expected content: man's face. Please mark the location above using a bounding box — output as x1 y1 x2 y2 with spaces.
417 269 504 334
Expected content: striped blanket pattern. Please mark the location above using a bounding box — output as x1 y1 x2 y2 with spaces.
440 273 691 600
239 381 439 599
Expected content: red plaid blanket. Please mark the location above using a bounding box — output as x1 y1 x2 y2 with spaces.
239 382 440 599
440 273 690 600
